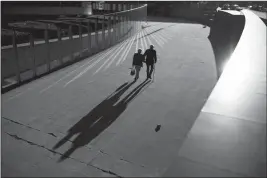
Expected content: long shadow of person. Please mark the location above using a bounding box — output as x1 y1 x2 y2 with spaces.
53 79 152 162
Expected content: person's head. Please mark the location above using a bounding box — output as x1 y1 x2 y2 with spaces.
150 45 154 50
138 49 142 54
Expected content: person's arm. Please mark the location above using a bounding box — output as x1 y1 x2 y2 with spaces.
143 50 147 62
154 51 157 63
132 54 136 67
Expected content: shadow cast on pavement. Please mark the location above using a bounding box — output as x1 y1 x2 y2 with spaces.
53 79 152 162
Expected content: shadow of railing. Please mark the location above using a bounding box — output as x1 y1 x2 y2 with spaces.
1 4 148 93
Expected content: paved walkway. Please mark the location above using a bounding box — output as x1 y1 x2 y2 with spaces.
2 19 217 177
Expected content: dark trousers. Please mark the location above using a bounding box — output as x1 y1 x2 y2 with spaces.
146 63 154 78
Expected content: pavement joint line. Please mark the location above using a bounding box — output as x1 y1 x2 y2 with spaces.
96 149 148 174
3 131 89 165
99 149 139 167
2 116 41 132
87 163 123 178
3 129 118 176
1 116 95 151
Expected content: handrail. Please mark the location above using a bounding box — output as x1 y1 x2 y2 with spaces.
103 4 147 16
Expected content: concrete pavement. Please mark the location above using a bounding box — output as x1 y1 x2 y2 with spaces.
2 19 217 177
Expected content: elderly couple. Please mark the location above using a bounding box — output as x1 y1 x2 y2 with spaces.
132 45 157 81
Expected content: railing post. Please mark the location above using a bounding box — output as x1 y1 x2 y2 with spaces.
44 24 51 72
68 25 74 61
111 4 114 12
108 16 111 47
29 31 36 78
102 15 106 49
118 15 121 41
108 3 111 12
92 2 96 11
126 13 131 37
125 15 127 38
87 20 92 55
116 15 119 43
115 3 118 12
57 26 63 65
12 30 21 83
95 17 99 53
113 14 117 44
79 21 83 56
121 15 124 40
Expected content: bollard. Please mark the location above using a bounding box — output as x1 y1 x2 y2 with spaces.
12 30 21 83
44 24 51 72
29 32 36 78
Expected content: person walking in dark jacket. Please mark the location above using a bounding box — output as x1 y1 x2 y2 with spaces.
132 49 144 80
144 45 157 79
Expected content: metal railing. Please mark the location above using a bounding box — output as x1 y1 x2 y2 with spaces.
1 4 147 90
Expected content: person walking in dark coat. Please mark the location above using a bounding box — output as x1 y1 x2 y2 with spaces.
143 45 157 79
132 49 145 80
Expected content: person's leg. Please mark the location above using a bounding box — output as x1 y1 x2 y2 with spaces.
135 66 141 80
146 64 149 78
149 64 154 78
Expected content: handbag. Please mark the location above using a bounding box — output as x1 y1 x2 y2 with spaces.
130 68 135 76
